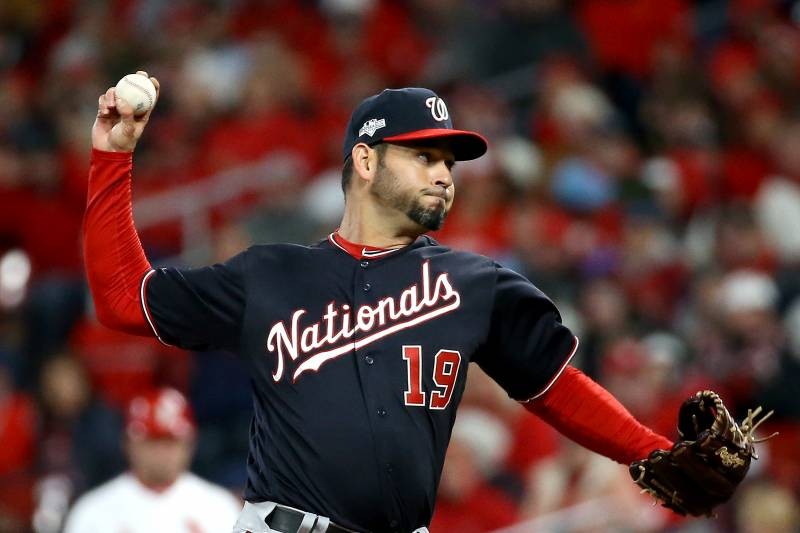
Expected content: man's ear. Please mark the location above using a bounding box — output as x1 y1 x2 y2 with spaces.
351 143 378 184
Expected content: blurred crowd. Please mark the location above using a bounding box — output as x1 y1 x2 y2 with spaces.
1 0 800 532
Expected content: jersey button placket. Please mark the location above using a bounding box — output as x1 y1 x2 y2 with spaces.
351 259 386 496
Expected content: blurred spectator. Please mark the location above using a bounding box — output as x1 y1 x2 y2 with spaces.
550 150 616 213
494 136 545 191
62 387 240 533
691 270 799 418
762 414 800 497
20 277 85 388
577 0 690 79
713 203 776 273
188 345 252 492
573 278 630 378
519 439 671 531
410 0 485 85
785 297 800 357
598 334 698 439
508 200 577 300
68 317 191 410
459 368 561 500
0 249 32 318
533 63 614 151
434 155 514 258
32 353 124 532
196 38 315 177
466 0 587 80
756 120 800 264
301 168 346 239
430 407 519 533
0 348 37 531
619 212 687 328
734 478 800 533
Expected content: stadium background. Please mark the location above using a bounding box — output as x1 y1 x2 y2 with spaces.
1 0 800 531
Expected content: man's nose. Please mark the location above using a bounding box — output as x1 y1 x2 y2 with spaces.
432 162 453 188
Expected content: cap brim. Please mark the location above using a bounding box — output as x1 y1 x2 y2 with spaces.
383 129 488 161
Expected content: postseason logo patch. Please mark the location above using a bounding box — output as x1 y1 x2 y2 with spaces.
359 118 386 137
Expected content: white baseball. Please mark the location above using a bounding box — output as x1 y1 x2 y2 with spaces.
115 74 156 116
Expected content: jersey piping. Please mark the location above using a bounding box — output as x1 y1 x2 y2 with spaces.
140 268 171 346
518 335 580 403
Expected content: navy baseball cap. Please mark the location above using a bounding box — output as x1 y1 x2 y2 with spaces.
342 88 488 162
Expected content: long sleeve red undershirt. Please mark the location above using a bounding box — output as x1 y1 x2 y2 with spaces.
83 149 152 335
84 150 673 463
527 366 673 463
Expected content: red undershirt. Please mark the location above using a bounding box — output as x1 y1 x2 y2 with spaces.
84 149 673 465
328 231 405 260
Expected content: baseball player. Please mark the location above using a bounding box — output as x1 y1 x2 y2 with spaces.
62 387 241 533
84 72 674 533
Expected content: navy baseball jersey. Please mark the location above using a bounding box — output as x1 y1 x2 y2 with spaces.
141 234 577 533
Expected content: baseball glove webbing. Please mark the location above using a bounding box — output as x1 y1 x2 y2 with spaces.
629 390 778 517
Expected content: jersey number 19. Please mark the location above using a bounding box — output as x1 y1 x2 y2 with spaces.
402 346 462 410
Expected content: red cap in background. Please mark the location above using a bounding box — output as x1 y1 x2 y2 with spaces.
126 387 196 440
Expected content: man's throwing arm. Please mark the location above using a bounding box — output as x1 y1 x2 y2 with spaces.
84 72 159 337
85 74 247 351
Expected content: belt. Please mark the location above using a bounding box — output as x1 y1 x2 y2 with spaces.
265 505 357 533
236 501 428 533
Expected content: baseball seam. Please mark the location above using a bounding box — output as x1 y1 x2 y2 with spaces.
121 77 155 111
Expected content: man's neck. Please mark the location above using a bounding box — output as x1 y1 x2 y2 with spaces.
338 200 421 248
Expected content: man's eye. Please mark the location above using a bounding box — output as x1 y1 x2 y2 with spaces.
417 152 430 163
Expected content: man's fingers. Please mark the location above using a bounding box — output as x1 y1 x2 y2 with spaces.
97 90 120 120
105 87 116 108
138 75 159 122
137 70 159 100
98 73 157 151
134 70 159 103
112 91 139 142
97 95 108 119
116 97 136 122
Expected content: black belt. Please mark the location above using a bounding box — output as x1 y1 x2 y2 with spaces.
265 506 356 533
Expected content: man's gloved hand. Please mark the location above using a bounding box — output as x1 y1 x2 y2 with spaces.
629 390 775 517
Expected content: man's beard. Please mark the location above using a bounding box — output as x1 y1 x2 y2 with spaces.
371 164 448 231
407 202 447 231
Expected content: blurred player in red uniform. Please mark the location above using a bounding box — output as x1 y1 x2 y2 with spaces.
63 387 240 533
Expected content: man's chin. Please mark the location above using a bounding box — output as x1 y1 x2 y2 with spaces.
408 206 447 231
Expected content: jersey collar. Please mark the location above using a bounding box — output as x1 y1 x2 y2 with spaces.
131 471 180 494
328 232 406 261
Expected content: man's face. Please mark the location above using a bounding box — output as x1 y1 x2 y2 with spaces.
127 436 194 487
370 143 456 231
